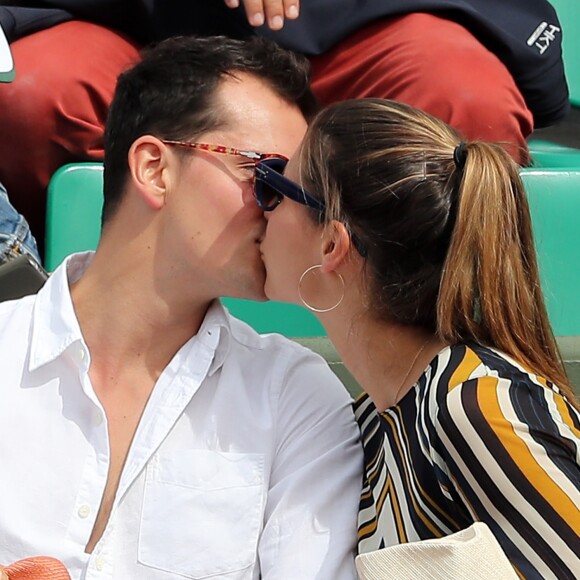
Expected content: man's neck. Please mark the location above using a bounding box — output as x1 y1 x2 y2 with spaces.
69 250 211 382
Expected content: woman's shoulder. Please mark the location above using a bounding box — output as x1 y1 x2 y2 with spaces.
428 342 553 393
353 341 574 426
423 343 580 432
416 342 571 422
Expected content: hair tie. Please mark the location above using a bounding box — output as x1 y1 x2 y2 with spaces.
453 142 468 170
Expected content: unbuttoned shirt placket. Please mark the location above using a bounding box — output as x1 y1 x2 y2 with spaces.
64 329 220 580
62 340 109 575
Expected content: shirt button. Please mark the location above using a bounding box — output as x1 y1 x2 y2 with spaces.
95 556 105 571
78 504 91 519
79 349 86 361
94 411 104 426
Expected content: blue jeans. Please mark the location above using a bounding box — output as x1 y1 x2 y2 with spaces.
0 182 41 264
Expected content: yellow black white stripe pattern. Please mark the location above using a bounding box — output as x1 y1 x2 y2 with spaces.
354 343 580 579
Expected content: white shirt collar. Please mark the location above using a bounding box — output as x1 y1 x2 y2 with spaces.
28 252 232 375
195 300 232 376
29 253 92 371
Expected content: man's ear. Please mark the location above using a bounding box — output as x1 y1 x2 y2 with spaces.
127 136 172 210
320 220 353 273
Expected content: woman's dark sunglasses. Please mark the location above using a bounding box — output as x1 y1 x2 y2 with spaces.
254 157 324 212
254 158 367 257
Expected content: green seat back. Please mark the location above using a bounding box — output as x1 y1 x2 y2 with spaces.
45 163 104 271
528 140 580 169
45 164 580 337
520 169 580 337
220 298 322 335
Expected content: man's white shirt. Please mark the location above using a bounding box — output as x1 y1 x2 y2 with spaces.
0 253 362 579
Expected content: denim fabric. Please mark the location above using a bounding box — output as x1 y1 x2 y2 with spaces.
0 182 41 264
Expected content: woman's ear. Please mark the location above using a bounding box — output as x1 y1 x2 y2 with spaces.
320 220 353 273
127 136 172 210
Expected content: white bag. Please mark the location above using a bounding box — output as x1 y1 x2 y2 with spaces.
355 522 518 580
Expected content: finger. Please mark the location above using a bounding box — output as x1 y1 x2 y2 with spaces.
240 0 266 27
284 0 299 20
264 1 299 29
227 0 299 29
262 0 287 30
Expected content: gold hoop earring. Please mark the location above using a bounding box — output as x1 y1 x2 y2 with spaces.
298 265 345 313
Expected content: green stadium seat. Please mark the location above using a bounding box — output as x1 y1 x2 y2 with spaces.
520 169 580 337
45 163 104 272
528 140 580 169
45 163 580 335
45 164 580 392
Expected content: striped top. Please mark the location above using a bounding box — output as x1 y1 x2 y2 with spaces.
354 343 580 579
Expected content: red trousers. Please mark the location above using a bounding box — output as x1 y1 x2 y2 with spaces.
0 15 532 249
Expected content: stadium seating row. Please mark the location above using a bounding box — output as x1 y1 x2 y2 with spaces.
44 162 580 396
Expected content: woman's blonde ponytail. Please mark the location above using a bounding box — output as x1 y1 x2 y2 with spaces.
438 141 575 402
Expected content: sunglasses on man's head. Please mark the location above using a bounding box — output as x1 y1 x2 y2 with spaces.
254 158 367 257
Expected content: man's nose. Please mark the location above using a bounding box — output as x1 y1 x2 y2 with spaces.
242 181 259 208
